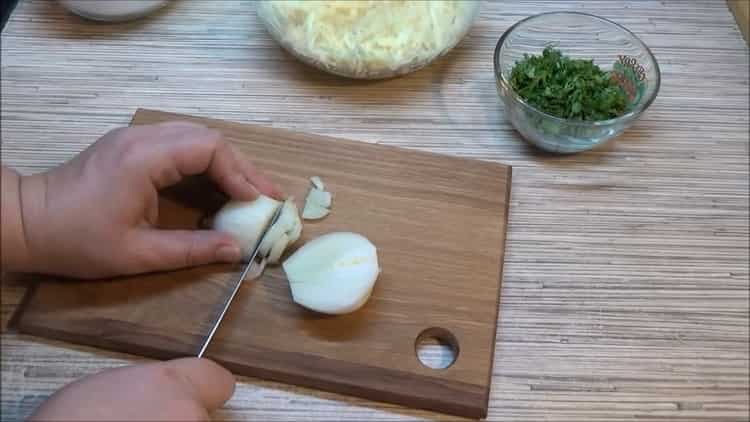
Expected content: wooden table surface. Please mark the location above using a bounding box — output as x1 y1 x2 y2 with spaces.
1 1 748 421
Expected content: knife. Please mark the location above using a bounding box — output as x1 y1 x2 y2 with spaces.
196 204 284 358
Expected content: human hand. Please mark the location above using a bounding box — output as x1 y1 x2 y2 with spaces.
16 121 283 278
29 358 235 421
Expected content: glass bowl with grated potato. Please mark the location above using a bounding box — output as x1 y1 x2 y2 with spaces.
257 0 480 79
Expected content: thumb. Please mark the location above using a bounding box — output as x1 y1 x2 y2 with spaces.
132 229 242 273
28 357 236 421
160 358 236 412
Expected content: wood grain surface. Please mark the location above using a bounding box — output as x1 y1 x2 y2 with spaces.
2 1 748 421
15 108 512 419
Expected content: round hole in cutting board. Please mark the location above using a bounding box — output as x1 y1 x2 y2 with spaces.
415 327 459 370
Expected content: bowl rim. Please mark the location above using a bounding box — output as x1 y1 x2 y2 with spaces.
493 11 661 127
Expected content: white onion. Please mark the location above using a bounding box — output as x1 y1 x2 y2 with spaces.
275 198 301 232
283 232 379 314
213 196 302 263
288 219 303 243
212 196 281 260
306 188 332 208
302 202 330 220
303 176 332 220
310 176 326 190
268 233 291 264
257 223 286 257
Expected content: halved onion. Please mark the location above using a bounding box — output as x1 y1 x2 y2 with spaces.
258 222 286 257
213 195 302 263
212 195 281 260
282 232 379 314
268 233 291 264
275 198 301 232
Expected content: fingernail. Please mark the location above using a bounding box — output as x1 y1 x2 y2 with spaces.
216 245 242 263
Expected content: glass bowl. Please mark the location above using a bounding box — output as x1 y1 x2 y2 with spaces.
494 12 660 153
257 1 480 79
58 0 169 22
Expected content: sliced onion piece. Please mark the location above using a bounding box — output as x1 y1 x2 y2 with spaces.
288 219 303 243
302 202 330 220
258 222 286 257
257 197 303 260
282 232 379 314
275 198 301 231
310 176 325 190
306 188 332 208
212 195 281 260
268 233 291 264
213 195 303 264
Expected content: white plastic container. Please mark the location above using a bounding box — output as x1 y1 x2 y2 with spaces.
58 0 169 22
256 1 480 79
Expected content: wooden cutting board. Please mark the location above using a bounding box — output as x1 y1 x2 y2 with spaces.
15 109 512 419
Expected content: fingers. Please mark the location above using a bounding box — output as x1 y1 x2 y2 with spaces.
209 139 284 200
28 358 235 421
205 142 261 201
161 358 236 412
138 121 283 201
129 228 242 273
233 149 285 200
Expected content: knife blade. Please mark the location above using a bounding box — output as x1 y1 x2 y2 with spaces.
196 204 284 358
